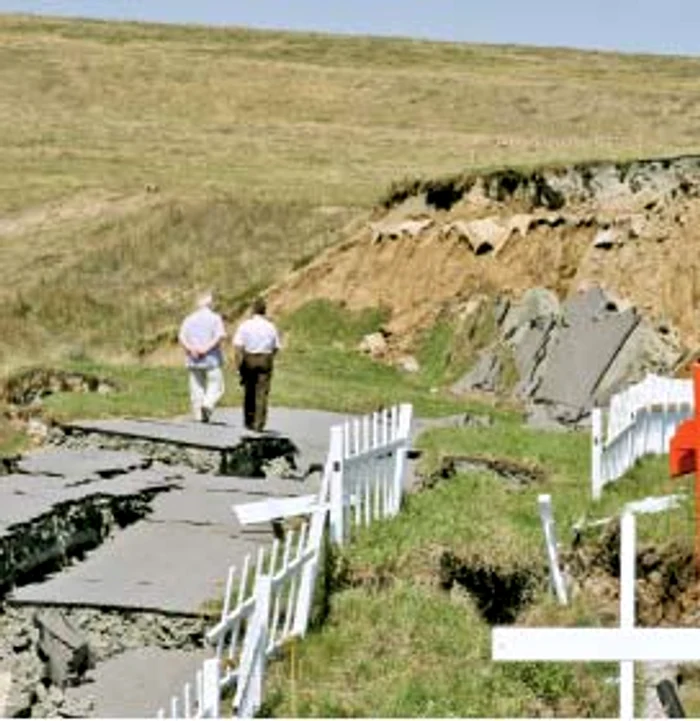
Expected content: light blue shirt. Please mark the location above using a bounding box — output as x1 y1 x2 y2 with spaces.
179 307 226 369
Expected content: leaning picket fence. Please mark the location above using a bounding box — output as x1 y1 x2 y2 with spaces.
156 403 413 718
591 374 693 499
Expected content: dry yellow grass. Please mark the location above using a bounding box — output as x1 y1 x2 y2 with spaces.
2 13 700 364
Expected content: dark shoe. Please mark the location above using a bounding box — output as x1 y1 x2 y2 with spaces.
201 407 211 423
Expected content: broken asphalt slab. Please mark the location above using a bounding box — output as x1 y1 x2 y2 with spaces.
9 520 264 614
58 407 352 477
6 466 318 614
16 449 146 480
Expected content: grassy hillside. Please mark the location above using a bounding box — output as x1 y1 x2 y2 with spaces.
2 13 700 365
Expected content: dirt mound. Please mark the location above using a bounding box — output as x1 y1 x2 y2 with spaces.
563 520 700 626
267 154 700 375
1 368 116 407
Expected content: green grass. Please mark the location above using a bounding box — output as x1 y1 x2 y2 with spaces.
415 300 499 387
259 414 695 717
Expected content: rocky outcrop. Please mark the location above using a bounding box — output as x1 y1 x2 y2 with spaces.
450 286 684 428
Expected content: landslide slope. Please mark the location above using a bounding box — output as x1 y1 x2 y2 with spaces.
267 157 700 361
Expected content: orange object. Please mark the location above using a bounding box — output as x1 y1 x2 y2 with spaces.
669 361 700 571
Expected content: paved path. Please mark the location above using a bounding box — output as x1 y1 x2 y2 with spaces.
65 647 210 718
8 469 320 614
3 405 453 717
65 407 349 472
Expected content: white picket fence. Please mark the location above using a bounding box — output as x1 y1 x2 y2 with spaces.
330 404 412 545
156 660 219 719
591 374 693 499
156 403 413 718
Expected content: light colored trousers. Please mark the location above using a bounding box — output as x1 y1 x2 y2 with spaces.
188 366 224 420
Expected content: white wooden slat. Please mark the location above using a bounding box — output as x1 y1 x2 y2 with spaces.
233 494 319 525
364 457 371 526
227 553 251 663
283 522 308 638
183 682 192 719
269 534 293 649
341 421 349 459
196 669 203 715
216 566 235 659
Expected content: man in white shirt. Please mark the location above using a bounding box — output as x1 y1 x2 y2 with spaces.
178 292 226 423
232 297 280 431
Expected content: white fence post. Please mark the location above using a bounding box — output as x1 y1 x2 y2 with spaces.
537 494 568 605
201 659 220 718
234 574 272 718
292 503 328 637
328 425 345 545
591 407 603 500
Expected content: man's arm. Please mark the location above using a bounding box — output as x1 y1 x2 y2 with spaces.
232 324 245 367
272 325 281 357
178 326 200 358
198 327 227 356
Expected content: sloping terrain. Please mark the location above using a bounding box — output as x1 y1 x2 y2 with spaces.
3 14 700 368
268 156 700 351
266 157 700 421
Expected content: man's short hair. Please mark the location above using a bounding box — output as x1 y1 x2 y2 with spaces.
197 292 213 309
252 297 266 315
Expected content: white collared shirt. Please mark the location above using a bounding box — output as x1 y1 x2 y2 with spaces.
233 315 280 354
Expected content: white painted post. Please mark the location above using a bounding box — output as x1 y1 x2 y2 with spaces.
183 682 192 718
399 403 413 439
171 696 179 718
388 404 412 516
216 565 235 660
537 494 568 605
201 658 219 718
195 669 203 716
234 574 272 718
620 510 636 721
251 576 271 716
283 523 307 638
328 425 345 545
391 446 407 516
591 407 603 500
269 533 293 648
292 503 328 637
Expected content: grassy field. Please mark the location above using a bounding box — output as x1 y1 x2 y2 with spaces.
3 13 700 365
259 420 697 717
3 13 700 716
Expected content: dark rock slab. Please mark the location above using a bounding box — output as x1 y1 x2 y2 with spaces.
34 610 94 687
534 303 640 412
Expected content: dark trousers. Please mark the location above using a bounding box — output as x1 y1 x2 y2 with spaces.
239 352 274 431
